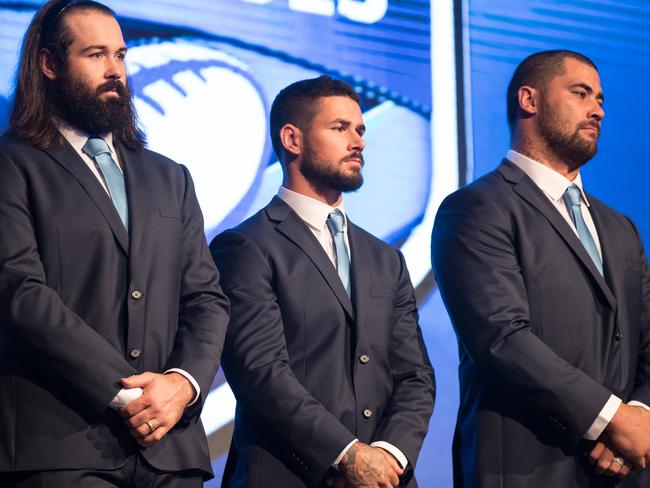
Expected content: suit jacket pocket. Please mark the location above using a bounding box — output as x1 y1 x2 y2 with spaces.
159 206 181 219
370 286 394 298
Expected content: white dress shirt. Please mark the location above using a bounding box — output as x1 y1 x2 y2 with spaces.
58 124 200 409
277 187 408 469
507 150 649 440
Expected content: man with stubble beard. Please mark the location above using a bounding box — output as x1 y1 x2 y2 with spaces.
210 76 435 488
432 50 650 487
0 1 229 486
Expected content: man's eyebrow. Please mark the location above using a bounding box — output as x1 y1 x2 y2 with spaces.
80 45 128 54
572 82 604 102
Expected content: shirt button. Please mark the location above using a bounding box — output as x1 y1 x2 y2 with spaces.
363 409 373 419
130 348 142 359
359 354 370 364
615 331 623 341
131 290 143 300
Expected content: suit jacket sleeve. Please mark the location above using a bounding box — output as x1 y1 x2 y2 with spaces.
626 217 650 405
161 164 230 411
370 250 435 470
0 148 135 419
211 229 357 481
431 188 612 439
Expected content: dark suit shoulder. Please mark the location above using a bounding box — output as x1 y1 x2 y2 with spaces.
436 167 513 230
348 221 401 257
118 143 180 172
209 206 270 257
0 136 45 160
445 166 509 203
588 193 638 230
139 147 179 168
222 203 275 241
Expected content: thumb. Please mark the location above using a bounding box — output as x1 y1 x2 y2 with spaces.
121 371 156 388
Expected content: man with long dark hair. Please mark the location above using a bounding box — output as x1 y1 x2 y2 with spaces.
0 1 229 486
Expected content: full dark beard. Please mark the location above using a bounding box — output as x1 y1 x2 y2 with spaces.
538 101 599 169
52 70 135 136
300 145 364 193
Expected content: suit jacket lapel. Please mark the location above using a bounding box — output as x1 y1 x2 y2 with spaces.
348 221 367 339
116 142 144 260
588 199 625 306
266 197 355 320
44 140 129 254
498 160 617 312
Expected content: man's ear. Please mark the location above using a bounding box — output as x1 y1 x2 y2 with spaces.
39 48 60 81
518 85 539 116
279 124 302 158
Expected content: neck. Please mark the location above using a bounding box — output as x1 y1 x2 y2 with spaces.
511 133 580 181
282 177 342 207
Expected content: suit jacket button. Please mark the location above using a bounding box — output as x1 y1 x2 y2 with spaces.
130 348 142 359
359 354 370 364
131 290 143 300
615 331 623 341
363 409 373 419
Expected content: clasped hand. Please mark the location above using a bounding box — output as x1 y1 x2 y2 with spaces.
326 442 404 488
119 372 194 448
587 404 650 477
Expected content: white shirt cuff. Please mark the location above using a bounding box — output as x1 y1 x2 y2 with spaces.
583 394 622 440
371 441 408 469
627 400 650 410
164 368 200 406
333 439 359 468
109 387 143 409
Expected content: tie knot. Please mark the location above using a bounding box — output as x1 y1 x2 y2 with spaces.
82 137 111 159
327 210 345 235
563 185 582 207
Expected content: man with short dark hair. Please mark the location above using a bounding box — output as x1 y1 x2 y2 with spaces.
211 75 435 488
0 1 229 486
432 49 650 487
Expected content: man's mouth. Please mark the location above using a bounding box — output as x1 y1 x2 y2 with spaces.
343 153 364 166
579 122 600 136
98 82 125 97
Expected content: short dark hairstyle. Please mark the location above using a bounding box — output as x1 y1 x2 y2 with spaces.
6 0 145 149
269 75 360 161
506 50 598 132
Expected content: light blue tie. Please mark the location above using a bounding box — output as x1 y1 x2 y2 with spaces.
326 210 351 296
562 185 603 275
82 137 128 229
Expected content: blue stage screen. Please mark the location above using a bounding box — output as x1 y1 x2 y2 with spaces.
1 1 648 486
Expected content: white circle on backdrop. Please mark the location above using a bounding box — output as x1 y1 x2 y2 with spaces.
127 41 267 231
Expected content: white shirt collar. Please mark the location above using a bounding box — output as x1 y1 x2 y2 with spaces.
57 121 117 159
507 149 590 206
277 186 346 231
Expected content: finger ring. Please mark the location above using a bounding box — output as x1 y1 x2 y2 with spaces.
611 457 625 467
145 420 157 434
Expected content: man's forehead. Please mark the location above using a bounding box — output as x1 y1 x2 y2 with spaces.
63 10 125 45
315 96 362 118
556 58 601 85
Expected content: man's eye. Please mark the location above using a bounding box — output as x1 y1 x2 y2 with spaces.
574 91 586 98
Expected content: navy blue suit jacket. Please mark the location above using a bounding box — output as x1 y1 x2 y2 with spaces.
0 136 229 477
432 160 650 487
211 196 434 488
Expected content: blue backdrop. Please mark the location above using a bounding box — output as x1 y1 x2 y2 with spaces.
0 1 648 486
